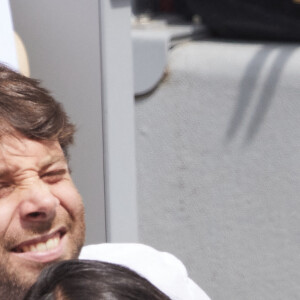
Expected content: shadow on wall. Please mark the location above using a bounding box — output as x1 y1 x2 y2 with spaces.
225 45 297 145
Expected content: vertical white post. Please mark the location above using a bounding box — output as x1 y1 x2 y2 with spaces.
99 0 138 242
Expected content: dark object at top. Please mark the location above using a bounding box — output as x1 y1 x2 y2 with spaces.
133 0 300 41
186 0 300 41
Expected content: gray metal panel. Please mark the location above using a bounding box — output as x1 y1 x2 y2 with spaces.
99 0 138 242
10 0 106 244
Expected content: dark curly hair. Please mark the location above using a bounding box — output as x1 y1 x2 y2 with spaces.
23 259 171 300
0 64 75 157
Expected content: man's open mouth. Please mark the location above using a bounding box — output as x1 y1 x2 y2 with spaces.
11 228 66 254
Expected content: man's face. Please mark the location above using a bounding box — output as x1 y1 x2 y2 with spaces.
0 134 85 297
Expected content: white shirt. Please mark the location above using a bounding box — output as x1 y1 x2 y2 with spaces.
79 243 210 300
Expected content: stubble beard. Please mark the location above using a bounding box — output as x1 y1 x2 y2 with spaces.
0 205 85 300
0 265 34 300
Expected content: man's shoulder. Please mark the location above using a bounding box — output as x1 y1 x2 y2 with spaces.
79 243 210 300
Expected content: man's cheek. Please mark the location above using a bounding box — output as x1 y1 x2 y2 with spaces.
52 185 83 211
0 208 14 237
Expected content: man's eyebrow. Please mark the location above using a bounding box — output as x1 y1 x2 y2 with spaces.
39 156 67 172
0 156 68 179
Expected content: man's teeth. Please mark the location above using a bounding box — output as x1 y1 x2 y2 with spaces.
22 237 60 253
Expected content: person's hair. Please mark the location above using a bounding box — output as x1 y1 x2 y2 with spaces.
23 259 172 300
0 63 75 157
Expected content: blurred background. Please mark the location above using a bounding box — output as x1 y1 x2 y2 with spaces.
3 1 300 299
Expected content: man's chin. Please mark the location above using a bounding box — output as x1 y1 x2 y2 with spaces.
0 263 38 300
0 255 70 300
0 249 81 299
0 218 85 299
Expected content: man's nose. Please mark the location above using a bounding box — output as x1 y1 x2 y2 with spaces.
18 180 59 223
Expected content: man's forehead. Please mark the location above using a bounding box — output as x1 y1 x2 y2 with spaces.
0 133 62 153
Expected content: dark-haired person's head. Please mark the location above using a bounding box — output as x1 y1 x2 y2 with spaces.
0 64 85 299
23 259 172 300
